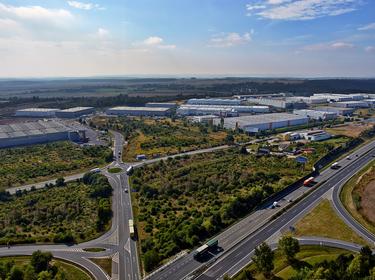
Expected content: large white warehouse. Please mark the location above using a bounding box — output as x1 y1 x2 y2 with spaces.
187 98 242 106
213 113 309 133
15 108 60 118
177 105 269 116
331 101 369 109
0 120 85 148
55 107 95 118
107 106 172 116
293 109 337 120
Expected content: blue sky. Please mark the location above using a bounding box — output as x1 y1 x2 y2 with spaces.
0 0 374 77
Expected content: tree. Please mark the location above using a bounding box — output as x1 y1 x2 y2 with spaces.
278 236 300 262
143 250 160 272
8 266 24 280
37 270 53 280
31 251 53 273
240 146 248 155
252 242 274 278
55 177 65 187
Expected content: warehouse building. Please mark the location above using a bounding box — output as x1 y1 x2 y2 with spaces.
365 99 375 108
15 108 61 118
0 120 86 148
300 130 332 141
331 101 369 109
315 106 355 116
287 96 327 104
247 97 307 109
145 102 177 108
55 107 95 118
187 98 242 106
313 93 366 102
293 109 337 121
189 115 219 124
106 106 172 117
177 105 269 116
177 105 238 117
213 113 309 133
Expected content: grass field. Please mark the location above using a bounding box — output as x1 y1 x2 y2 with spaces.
107 167 123 173
340 159 375 235
0 256 92 280
0 176 112 245
0 141 112 191
89 257 112 276
91 116 250 162
293 199 368 246
233 245 351 280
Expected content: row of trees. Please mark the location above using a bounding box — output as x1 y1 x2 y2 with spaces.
235 237 375 280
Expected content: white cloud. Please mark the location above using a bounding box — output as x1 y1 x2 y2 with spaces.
96 28 109 39
143 36 164 46
246 0 359 20
136 36 176 50
303 41 354 51
0 3 74 27
209 32 252 48
365 46 375 53
358 22 375 31
67 1 104 11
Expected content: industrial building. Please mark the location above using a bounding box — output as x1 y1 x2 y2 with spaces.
365 99 375 108
176 106 238 117
187 98 242 106
15 108 60 118
313 93 366 102
55 107 95 118
247 97 307 109
287 96 327 104
213 113 309 133
300 130 332 141
315 106 355 116
145 102 177 108
176 104 269 116
106 106 172 117
331 101 369 109
189 115 219 124
0 120 86 148
293 109 337 121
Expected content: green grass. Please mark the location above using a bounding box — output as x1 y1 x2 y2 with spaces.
0 141 112 191
89 257 112 276
0 256 92 280
107 167 123 173
233 245 351 280
83 248 106 252
294 199 368 246
0 177 112 245
340 159 375 235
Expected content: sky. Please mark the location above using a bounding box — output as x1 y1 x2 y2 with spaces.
0 0 375 78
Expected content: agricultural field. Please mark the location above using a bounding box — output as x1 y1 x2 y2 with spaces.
233 245 352 280
130 140 342 272
0 173 112 245
0 141 113 191
91 116 251 162
341 160 375 235
0 253 91 280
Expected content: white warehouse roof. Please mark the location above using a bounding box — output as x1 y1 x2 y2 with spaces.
59 107 94 112
16 108 60 113
108 106 171 112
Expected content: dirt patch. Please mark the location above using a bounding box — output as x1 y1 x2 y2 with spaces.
360 179 375 224
325 123 374 138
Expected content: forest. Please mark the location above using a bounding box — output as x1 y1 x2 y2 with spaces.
0 173 112 245
0 141 113 191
